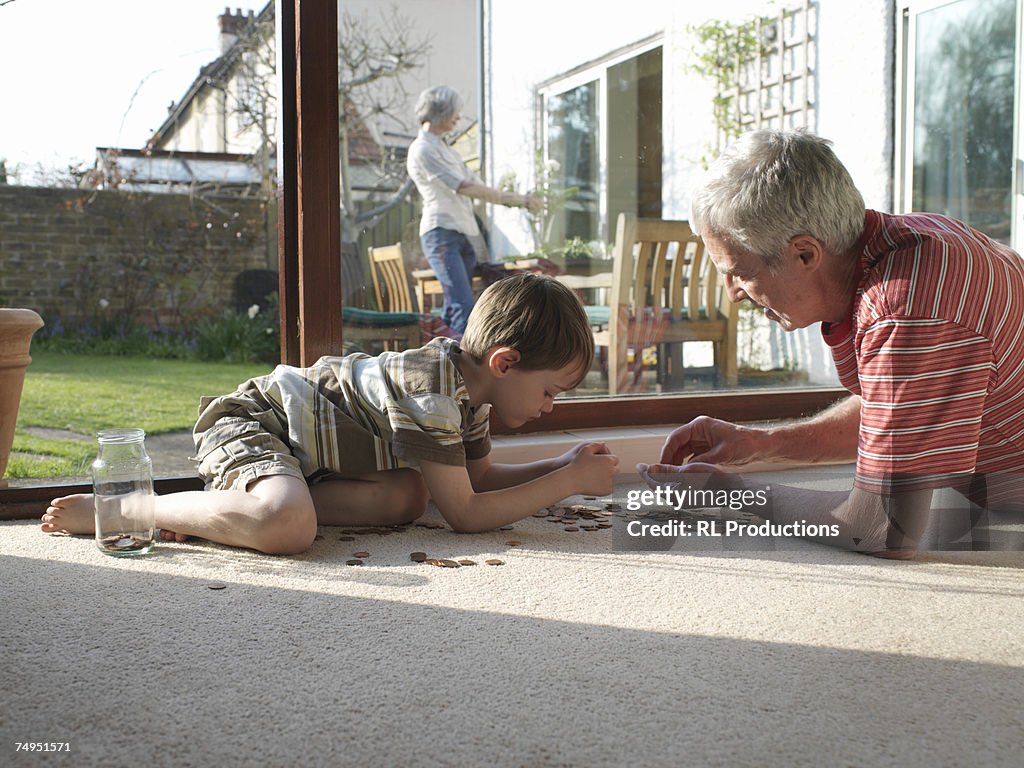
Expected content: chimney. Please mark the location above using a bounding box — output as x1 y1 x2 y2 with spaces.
218 6 249 54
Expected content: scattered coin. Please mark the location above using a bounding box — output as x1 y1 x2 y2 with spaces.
430 558 461 568
597 523 612 529
532 512 549 518
505 540 522 546
346 559 363 566
207 582 227 590
564 526 579 532
410 551 427 562
339 535 356 542
353 551 370 558
581 525 598 531
498 525 514 531
485 559 505 566
458 559 477 566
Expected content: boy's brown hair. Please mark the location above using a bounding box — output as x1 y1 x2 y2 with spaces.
460 273 594 383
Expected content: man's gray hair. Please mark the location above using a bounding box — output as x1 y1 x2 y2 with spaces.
691 129 865 271
415 86 463 125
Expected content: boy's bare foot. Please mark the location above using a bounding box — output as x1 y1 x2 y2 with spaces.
41 494 190 542
41 494 95 535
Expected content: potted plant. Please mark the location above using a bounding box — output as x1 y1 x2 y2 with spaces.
0 308 44 487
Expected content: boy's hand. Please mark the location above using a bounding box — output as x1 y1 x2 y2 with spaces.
567 443 619 496
556 441 612 467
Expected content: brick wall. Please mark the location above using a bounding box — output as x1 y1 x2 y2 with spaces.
0 186 275 332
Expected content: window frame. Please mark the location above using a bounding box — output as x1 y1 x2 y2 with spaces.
536 34 664 245
894 0 1023 249
0 1 848 516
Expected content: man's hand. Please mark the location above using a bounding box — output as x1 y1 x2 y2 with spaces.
659 416 764 466
637 461 745 494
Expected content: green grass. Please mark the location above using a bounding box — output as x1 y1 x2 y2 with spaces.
8 352 271 480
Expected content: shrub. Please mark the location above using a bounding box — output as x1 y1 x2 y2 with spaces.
193 297 280 364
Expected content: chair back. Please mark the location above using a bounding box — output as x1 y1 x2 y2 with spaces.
609 213 732 324
605 213 739 393
368 244 416 313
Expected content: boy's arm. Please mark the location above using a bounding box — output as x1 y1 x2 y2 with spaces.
418 445 618 533
467 442 612 492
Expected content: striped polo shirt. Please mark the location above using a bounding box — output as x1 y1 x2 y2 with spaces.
822 210 1024 497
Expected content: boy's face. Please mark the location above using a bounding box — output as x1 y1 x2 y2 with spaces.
490 360 584 428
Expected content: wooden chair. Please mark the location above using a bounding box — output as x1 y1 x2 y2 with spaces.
601 213 739 394
339 243 421 352
369 243 417 313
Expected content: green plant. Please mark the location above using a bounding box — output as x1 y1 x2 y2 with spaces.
194 296 280 364
499 150 579 255
686 14 772 165
562 236 593 260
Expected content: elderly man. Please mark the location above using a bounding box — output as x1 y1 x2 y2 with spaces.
641 129 1024 557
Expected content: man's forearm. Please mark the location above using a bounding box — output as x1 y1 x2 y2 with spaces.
758 395 861 463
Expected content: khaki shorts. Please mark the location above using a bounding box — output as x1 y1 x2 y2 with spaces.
194 414 305 492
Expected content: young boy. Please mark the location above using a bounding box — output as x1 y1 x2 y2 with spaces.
41 274 619 554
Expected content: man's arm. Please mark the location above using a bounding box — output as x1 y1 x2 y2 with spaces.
767 481 933 555
659 395 862 466
641 461 933 556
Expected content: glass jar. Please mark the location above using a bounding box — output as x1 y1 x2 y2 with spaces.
92 428 156 556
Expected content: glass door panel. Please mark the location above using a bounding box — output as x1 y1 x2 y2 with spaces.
911 0 1017 244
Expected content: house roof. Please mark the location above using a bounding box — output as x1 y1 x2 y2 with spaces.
85 147 274 194
147 2 275 150
147 1 384 167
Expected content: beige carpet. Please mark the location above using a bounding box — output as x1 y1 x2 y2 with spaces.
2 477 1022 768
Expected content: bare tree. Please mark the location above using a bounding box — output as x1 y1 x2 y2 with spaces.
215 4 430 241
337 5 431 240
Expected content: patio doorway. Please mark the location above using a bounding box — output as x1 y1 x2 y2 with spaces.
897 0 1020 247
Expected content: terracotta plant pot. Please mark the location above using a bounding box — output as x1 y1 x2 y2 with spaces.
0 308 44 488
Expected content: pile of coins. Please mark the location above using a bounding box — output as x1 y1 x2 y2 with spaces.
537 503 616 532
333 497 632 570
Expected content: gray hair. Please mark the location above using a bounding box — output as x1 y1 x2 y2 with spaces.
415 86 463 125
691 129 865 271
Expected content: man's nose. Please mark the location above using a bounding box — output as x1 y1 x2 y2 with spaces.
723 273 747 302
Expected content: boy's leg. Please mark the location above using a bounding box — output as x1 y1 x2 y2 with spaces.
309 468 429 526
43 475 319 556
43 469 428 549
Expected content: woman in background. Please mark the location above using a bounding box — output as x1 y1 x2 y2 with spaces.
407 85 541 334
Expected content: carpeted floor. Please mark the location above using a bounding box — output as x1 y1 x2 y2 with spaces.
2 477 1022 767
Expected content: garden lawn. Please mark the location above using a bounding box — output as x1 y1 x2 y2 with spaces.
9 352 271 480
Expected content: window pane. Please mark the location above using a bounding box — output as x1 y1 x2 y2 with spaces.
607 47 663 226
913 0 1016 244
1 2 280 485
544 82 601 246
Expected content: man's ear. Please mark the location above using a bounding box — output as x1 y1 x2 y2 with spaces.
486 346 521 377
787 235 825 271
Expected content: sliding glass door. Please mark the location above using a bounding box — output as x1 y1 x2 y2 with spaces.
897 0 1021 247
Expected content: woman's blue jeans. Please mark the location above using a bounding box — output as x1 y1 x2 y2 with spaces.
420 227 478 333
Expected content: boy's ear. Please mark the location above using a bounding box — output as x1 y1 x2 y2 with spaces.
486 346 521 377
